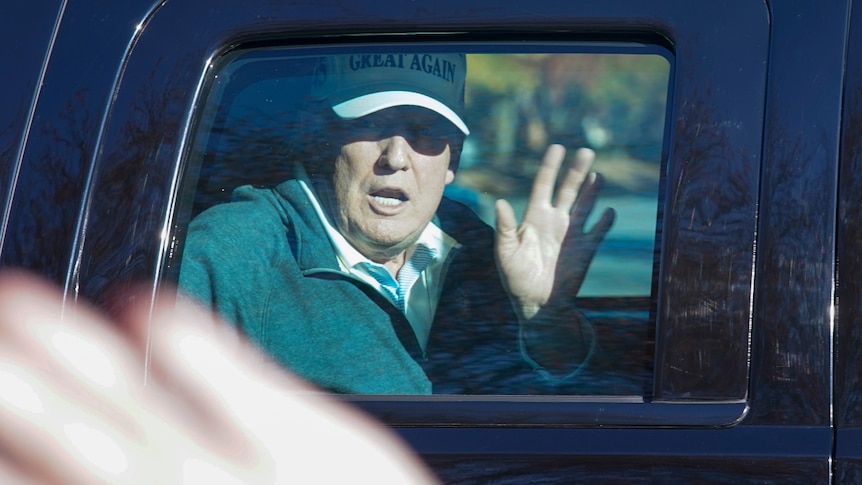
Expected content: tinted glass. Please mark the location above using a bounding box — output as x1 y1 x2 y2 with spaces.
176 44 670 396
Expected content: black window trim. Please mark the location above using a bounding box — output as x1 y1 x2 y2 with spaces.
67 0 768 428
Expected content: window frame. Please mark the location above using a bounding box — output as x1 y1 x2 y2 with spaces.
69 0 769 427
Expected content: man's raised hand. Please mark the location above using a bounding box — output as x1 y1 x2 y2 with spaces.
494 145 615 320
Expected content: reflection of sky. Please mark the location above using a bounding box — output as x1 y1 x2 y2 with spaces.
445 187 656 297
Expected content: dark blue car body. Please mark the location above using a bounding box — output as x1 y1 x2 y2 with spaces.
4 0 862 482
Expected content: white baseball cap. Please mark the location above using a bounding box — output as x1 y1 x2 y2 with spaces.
309 52 470 135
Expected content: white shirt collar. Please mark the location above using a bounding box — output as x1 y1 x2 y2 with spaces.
294 165 460 352
294 167 458 273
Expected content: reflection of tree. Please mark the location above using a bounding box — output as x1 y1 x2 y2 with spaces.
0 134 16 204
656 89 755 400
192 107 299 215
0 94 33 194
0 89 96 283
748 107 833 422
77 66 192 308
836 78 862 426
0 140 12 192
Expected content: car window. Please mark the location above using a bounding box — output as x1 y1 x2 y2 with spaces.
174 43 670 397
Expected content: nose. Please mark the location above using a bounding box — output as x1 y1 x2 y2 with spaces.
378 135 411 171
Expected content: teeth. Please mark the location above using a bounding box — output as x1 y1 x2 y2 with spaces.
372 195 402 206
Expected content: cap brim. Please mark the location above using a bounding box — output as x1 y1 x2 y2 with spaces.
332 91 470 136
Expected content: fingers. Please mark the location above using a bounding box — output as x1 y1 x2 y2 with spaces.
570 170 602 227
494 198 521 266
0 274 439 484
0 460 45 485
122 294 272 458
131 293 439 484
0 273 147 428
527 145 598 214
581 207 616 245
494 198 518 238
0 357 203 485
0 360 130 485
554 147 595 211
0 274 175 485
570 172 616 238
527 144 566 208
0 277 258 485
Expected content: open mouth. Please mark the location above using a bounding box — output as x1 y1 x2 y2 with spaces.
370 189 407 207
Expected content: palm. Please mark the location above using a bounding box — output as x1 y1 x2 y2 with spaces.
495 145 614 320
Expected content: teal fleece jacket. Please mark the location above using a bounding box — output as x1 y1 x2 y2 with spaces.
179 180 533 394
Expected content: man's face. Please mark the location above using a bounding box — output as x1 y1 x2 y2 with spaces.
319 106 460 262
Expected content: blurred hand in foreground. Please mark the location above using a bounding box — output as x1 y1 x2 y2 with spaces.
0 272 438 485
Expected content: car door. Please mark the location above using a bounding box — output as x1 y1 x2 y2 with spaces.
2 0 846 482
836 0 862 481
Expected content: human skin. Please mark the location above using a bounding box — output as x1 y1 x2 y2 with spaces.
316 106 457 277
314 106 615 320
0 272 439 484
309 105 614 373
495 145 616 320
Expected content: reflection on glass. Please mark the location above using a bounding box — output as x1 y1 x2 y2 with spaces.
177 45 670 397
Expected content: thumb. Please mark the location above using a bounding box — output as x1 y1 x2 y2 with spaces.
494 199 519 259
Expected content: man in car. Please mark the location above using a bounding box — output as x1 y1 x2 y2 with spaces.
178 52 615 394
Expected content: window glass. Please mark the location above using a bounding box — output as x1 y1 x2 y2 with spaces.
177 44 670 397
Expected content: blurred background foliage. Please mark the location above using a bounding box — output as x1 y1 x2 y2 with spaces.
181 50 668 391
192 51 670 297
451 53 670 297
458 53 668 201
